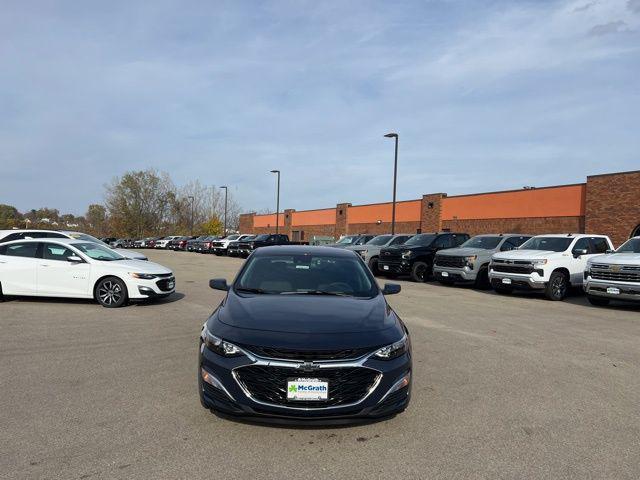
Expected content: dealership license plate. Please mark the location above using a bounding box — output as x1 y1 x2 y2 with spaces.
383 265 389 271
502 278 512 285
167 281 175 289
441 271 449 277
287 378 329 401
607 287 620 295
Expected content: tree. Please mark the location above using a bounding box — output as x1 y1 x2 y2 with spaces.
0 204 22 229
85 204 107 236
200 216 224 236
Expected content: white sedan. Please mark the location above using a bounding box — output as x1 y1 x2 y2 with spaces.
0 238 175 308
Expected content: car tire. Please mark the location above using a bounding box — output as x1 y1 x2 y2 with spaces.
0 282 4 302
545 271 569 301
588 295 610 307
368 257 379 274
474 267 491 290
95 276 128 308
410 261 429 282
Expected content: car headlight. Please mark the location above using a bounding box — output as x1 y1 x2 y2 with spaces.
201 326 244 357
129 272 157 279
464 255 477 267
373 335 409 360
401 250 412 259
531 259 547 266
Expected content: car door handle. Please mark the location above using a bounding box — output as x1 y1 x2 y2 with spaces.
40 263 50 267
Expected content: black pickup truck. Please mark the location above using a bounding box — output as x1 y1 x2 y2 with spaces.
237 234 305 258
378 232 469 282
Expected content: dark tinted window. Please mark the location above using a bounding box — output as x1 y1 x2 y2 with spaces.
391 235 411 245
461 236 502 250
617 238 640 253
0 232 24 242
590 237 609 254
573 238 591 254
405 234 436 246
434 235 451 248
37 232 67 239
236 254 377 297
520 237 573 252
2 242 39 258
367 235 393 246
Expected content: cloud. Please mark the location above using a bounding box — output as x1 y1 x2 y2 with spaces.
574 1 597 13
629 0 640 13
589 20 628 35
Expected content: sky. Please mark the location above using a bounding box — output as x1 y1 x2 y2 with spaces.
1 0 639 215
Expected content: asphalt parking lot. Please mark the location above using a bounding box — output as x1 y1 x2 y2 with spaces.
2 250 640 480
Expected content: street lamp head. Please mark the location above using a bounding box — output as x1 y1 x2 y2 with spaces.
384 133 398 138
270 169 280 174
220 185 227 190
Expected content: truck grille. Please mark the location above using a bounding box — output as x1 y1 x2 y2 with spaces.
591 265 640 283
434 255 465 268
491 260 534 274
234 365 380 408
380 250 402 262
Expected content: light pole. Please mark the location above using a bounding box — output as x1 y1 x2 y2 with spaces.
384 133 399 234
270 170 280 234
188 195 194 236
219 186 228 235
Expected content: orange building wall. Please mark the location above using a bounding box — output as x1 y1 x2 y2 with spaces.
253 213 285 228
347 200 422 224
291 209 336 226
441 184 586 220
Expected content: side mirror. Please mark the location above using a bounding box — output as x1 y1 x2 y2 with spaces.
209 278 229 291
67 255 83 263
382 283 401 295
572 248 588 258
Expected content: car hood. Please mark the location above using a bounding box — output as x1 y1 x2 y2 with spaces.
114 248 147 260
493 249 559 261
588 253 640 265
218 292 396 335
97 259 172 274
438 247 491 257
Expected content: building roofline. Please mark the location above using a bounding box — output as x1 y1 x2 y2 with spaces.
587 169 640 179
444 182 586 199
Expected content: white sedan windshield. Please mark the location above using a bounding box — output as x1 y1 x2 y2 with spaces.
73 242 125 261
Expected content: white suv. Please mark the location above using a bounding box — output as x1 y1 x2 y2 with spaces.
489 234 613 301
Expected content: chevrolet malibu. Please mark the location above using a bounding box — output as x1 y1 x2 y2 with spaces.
0 238 175 307
198 245 411 422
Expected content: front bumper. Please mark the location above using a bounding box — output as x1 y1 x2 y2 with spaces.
377 260 411 275
198 344 411 422
584 278 640 302
488 270 546 290
433 266 476 282
127 275 176 299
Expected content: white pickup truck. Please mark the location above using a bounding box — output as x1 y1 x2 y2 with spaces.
584 236 640 306
489 233 613 301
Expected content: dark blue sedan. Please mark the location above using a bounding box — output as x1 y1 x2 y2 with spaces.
198 245 412 423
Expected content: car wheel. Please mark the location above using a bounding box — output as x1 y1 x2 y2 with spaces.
588 295 610 307
474 267 491 290
411 261 429 282
545 271 568 301
0 282 4 302
95 276 128 308
368 257 379 274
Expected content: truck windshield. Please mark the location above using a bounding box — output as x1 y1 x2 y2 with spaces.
253 235 269 241
520 237 573 252
336 236 357 245
404 234 436 246
461 236 502 250
366 235 393 246
235 254 377 297
617 238 640 253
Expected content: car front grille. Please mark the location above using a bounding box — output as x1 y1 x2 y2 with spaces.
243 346 372 361
234 365 380 408
491 260 534 274
156 276 175 291
591 265 640 283
380 250 402 262
434 255 465 268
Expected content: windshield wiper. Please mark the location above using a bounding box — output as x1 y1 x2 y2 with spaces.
281 290 353 297
235 287 269 294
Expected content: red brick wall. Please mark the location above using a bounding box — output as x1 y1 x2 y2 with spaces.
586 171 640 246
443 216 584 236
346 221 421 235
421 194 445 232
336 203 350 237
291 224 336 241
239 213 254 233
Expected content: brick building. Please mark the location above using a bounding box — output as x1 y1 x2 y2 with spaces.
239 170 640 247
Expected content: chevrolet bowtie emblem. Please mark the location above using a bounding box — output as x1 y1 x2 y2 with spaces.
611 265 622 272
298 361 320 372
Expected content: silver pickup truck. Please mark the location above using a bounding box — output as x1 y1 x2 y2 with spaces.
348 234 413 274
433 234 531 288
584 236 640 306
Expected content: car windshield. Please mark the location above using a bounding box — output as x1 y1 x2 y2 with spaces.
520 237 573 252
404 234 436 246
367 235 393 246
252 234 269 241
461 236 502 250
617 238 640 253
235 254 377 297
66 232 110 247
336 236 357 245
72 242 125 261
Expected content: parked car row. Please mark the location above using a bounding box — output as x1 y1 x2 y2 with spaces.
336 231 639 308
